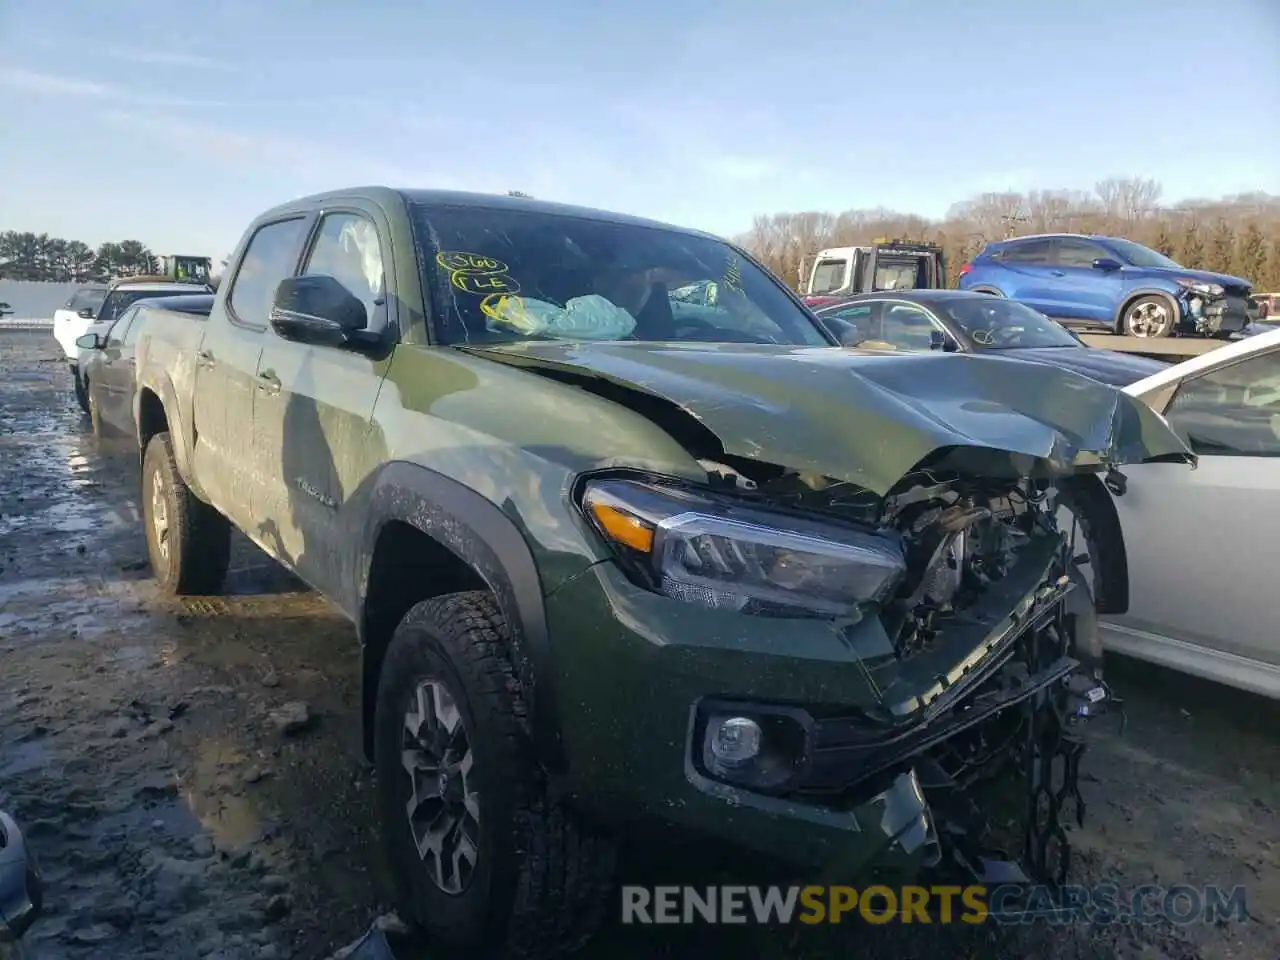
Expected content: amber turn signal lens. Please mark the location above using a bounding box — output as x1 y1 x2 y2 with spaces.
588 502 655 553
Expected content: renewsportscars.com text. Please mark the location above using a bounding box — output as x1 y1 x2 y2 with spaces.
620 883 1249 926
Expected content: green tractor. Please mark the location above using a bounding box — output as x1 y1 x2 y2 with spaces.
158 254 213 285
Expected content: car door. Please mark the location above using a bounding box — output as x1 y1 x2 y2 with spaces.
95 308 139 431
1048 238 1124 324
1108 346 1280 673
193 216 311 530
253 206 395 596
991 239 1058 313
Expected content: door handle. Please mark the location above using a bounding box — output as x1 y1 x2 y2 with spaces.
1050 270 1066 277
196 349 215 368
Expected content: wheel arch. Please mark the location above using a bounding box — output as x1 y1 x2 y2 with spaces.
356 460 565 772
1058 473 1129 615
1114 288 1183 335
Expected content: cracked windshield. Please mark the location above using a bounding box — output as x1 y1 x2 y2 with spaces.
0 1 1277 960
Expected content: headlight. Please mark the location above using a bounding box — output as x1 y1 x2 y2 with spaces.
581 478 906 618
1175 278 1224 297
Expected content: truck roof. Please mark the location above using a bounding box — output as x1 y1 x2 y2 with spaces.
254 186 721 242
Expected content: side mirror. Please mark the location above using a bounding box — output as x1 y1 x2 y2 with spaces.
0 302 11 317
77 307 96 319
75 333 102 350
1092 257 1122 272
269 275 369 347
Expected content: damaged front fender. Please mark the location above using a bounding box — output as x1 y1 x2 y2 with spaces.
469 341 1195 493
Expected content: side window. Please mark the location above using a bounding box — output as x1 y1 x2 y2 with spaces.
1054 240 1108 268
228 217 310 326
821 302 879 342
1000 240 1054 264
880 303 940 351
301 213 386 332
123 309 145 346
106 310 135 348
1163 351 1280 457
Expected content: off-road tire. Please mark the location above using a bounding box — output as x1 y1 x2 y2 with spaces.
375 591 616 960
1121 295 1176 338
73 371 90 414
141 431 231 595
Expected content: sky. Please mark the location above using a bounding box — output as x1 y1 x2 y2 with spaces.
1 0 1277 259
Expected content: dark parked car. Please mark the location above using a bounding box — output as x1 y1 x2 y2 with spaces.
77 294 215 439
814 289 1169 386
957 233 1258 338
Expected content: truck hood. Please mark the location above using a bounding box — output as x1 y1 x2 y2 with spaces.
467 341 1194 496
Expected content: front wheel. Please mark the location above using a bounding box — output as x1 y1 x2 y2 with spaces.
375 591 615 959
73 371 90 414
1121 295 1176 338
141 431 231 595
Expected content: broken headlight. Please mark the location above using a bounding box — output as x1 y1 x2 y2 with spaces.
1175 277 1224 297
581 478 906 618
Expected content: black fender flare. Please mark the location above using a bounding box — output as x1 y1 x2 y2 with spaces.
355 460 565 771
133 372 202 495
1113 287 1183 334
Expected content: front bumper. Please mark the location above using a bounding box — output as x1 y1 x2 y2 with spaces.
546 530 1090 883
1183 293 1255 335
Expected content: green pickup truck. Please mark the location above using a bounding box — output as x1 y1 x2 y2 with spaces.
128 188 1192 957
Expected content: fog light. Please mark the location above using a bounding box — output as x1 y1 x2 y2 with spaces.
708 716 762 768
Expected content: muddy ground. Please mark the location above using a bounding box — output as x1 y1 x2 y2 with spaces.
1 329 1278 960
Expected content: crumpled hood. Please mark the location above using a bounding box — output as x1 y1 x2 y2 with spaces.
1147 266 1253 291
469 341 1195 496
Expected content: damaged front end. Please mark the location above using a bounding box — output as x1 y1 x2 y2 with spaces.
1175 278 1258 336
482 341 1195 888
583 465 1109 889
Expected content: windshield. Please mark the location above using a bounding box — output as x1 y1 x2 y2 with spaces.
67 287 108 312
935 297 1080 349
1106 238 1182 270
413 203 832 347
808 258 848 296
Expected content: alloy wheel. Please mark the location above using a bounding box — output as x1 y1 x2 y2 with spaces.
400 678 480 895
1127 301 1170 337
150 466 170 571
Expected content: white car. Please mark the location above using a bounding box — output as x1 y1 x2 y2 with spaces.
1083 327 1280 698
52 285 109 364
65 280 211 412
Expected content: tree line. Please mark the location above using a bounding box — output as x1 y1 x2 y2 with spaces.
0 231 163 282
737 178 1280 293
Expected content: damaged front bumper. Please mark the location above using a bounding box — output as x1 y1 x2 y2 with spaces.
1179 289 1257 336
548 520 1104 887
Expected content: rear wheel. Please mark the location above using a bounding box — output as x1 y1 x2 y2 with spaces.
375 591 615 959
141 431 230 595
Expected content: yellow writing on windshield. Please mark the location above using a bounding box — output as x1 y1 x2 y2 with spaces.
480 293 538 333
437 251 509 273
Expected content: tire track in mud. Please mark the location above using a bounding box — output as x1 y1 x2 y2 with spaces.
2 331 1279 960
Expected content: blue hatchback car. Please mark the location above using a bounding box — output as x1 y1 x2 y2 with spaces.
958 233 1258 338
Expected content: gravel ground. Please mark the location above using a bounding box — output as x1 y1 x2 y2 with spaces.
2 330 1278 960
